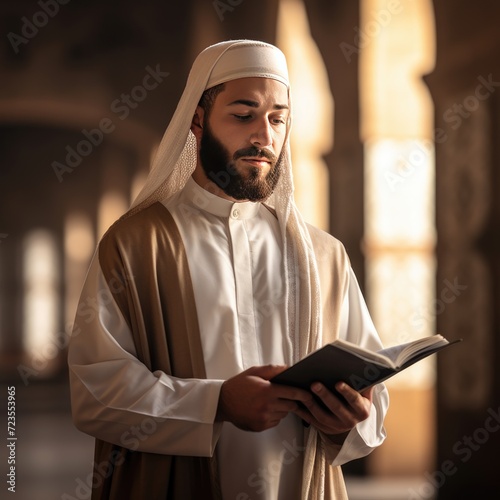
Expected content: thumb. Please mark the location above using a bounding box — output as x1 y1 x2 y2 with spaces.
245 364 289 380
360 385 374 403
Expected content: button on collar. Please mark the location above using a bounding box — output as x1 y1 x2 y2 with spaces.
229 201 260 220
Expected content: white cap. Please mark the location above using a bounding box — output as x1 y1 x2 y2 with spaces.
205 40 289 89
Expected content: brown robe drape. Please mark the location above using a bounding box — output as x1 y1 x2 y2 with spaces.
89 202 349 499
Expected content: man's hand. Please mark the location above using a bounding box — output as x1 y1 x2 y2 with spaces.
293 382 373 441
216 365 314 432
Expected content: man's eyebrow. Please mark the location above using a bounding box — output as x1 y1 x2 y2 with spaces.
227 99 289 110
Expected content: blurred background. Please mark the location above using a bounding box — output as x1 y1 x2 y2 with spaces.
0 0 499 498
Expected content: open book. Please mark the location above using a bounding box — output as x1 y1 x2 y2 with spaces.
271 334 462 394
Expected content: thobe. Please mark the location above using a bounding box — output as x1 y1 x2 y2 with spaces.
68 177 388 499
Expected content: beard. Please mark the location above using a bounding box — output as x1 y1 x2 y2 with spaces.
199 121 283 202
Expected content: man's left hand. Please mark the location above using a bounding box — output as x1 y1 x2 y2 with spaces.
292 382 373 441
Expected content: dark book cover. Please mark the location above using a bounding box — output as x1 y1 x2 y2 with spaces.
271 338 462 394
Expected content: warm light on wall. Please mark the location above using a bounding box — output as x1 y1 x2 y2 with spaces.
65 212 94 263
64 212 94 327
364 137 437 387
360 0 437 388
360 0 436 140
360 0 438 478
277 0 333 230
130 170 149 206
22 229 59 354
97 191 128 239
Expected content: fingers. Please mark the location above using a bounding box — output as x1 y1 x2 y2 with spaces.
217 365 375 435
217 365 309 432
323 383 369 418
245 364 289 380
294 382 372 435
360 386 375 403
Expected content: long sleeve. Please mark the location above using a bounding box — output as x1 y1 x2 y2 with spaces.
327 267 389 466
68 253 224 457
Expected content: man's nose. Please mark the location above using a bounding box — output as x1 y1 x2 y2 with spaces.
250 119 273 149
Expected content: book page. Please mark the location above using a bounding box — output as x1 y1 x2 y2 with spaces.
377 335 447 366
333 339 396 368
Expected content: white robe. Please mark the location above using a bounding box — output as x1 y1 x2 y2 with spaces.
68 177 388 499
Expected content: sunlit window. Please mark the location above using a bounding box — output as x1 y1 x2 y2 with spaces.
23 229 59 354
360 0 437 477
360 0 436 387
364 138 436 385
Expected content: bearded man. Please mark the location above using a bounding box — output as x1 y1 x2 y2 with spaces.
68 39 389 500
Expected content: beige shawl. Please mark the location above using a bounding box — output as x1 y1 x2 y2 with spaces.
91 203 349 499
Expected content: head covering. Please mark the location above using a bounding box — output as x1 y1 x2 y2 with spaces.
205 42 289 89
127 39 321 364
129 40 290 213
125 40 327 497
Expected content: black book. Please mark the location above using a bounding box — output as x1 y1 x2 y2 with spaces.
272 334 462 394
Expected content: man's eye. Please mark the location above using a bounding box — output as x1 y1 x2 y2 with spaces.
272 118 286 125
233 114 252 121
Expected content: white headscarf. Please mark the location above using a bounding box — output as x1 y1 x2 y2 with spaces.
128 39 321 365
130 40 288 212
126 39 332 499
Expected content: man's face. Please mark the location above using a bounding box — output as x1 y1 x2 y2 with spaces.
194 77 289 202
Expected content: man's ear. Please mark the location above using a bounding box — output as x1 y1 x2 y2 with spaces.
191 106 205 141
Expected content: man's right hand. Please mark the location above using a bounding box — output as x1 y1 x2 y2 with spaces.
215 365 314 432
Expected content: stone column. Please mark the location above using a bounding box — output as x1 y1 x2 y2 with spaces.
425 1 500 497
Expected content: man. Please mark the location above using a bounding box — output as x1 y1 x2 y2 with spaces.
68 40 389 500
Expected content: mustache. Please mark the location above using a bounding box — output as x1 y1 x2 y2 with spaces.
233 146 277 163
